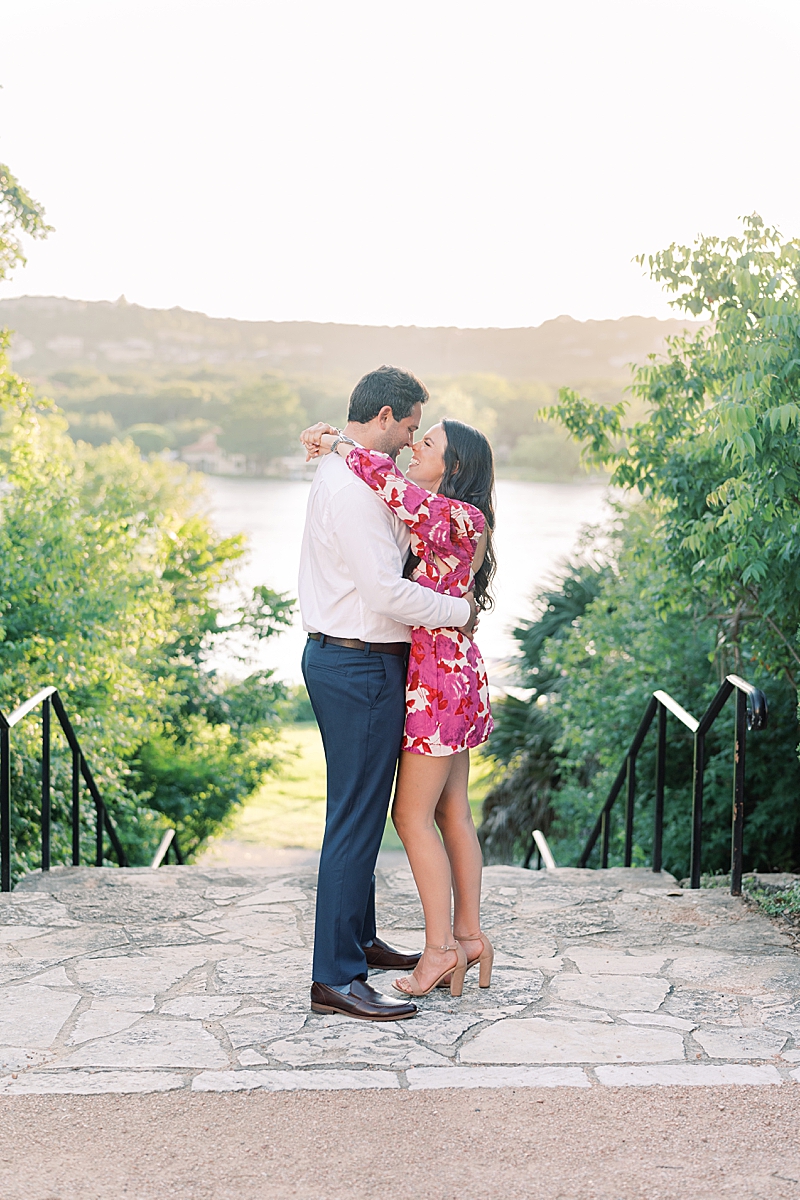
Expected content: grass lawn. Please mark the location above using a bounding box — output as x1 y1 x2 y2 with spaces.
225 722 497 851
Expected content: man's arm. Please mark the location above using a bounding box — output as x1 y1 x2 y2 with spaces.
331 484 471 630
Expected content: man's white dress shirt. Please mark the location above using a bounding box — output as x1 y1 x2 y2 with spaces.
299 454 470 642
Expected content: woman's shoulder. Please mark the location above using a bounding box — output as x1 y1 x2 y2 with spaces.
449 496 486 535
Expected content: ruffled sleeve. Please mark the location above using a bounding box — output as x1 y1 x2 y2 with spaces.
344 446 484 566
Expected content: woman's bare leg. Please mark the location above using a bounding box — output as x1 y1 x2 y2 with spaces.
435 750 483 960
392 751 458 990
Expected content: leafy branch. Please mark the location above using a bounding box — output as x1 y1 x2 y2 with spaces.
0 163 52 282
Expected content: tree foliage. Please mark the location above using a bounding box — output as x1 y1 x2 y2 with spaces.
543 516 800 875
215 378 308 465
483 215 800 874
479 547 608 864
46 368 599 482
552 215 800 683
482 511 800 876
0 336 293 878
0 162 52 281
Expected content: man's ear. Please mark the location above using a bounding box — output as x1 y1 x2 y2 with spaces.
377 405 395 428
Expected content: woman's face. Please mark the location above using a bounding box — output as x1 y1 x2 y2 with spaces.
406 423 448 490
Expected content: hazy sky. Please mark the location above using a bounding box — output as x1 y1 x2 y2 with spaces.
1 0 799 328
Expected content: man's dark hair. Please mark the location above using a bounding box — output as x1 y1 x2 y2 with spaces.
347 365 429 424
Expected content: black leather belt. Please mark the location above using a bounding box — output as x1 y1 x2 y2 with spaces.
307 633 409 658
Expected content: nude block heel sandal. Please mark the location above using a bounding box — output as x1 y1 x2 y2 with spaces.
437 932 494 989
472 932 494 988
448 941 469 998
393 942 468 998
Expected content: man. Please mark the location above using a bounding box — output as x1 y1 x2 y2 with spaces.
299 365 476 1021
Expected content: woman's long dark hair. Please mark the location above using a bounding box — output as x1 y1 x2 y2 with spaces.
404 418 496 612
439 418 496 612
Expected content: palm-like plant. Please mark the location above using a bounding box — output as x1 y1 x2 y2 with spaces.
478 563 607 864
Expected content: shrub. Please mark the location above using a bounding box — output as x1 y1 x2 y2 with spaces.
0 336 292 876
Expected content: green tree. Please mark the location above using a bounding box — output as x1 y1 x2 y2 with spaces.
487 216 800 873
0 162 295 877
0 162 51 281
481 510 800 876
0 338 292 876
553 215 800 684
216 377 307 467
540 515 800 876
479 550 606 863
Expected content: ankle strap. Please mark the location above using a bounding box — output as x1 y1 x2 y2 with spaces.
455 932 483 940
425 942 458 952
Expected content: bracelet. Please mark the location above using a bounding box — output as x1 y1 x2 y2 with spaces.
330 434 356 455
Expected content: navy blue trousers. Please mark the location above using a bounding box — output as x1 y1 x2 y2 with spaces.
302 637 407 986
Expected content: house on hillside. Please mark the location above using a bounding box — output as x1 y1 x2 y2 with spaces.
180 430 318 479
180 430 246 475
269 454 319 481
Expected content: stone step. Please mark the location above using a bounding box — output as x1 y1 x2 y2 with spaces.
0 860 797 1095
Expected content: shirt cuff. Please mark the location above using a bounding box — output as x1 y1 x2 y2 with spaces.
451 596 471 626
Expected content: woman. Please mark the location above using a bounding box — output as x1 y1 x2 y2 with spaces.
306 419 496 999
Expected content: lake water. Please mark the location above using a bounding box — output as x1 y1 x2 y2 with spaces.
203 476 611 686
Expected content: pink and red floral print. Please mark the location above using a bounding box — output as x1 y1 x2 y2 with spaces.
346 447 493 756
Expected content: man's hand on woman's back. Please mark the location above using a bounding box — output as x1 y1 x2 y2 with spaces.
459 592 478 638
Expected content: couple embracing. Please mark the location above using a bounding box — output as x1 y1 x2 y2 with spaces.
298 365 496 1021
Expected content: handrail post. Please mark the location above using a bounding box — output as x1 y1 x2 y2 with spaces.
690 731 705 889
52 691 128 869
96 799 104 867
72 748 80 866
41 697 51 872
653 701 666 873
731 688 747 896
1 727 10 893
601 809 610 868
624 755 635 867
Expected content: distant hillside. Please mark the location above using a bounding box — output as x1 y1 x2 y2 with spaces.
0 296 701 384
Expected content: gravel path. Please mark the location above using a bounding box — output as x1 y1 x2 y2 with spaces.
1 1086 799 1199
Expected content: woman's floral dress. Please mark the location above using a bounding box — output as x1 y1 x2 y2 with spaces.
345 447 493 756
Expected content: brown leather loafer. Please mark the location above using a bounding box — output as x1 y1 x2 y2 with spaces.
363 936 422 970
310 978 417 1021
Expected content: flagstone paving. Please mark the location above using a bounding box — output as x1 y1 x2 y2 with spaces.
0 861 798 1094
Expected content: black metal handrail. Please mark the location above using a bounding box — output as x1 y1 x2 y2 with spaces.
577 674 768 896
0 686 129 891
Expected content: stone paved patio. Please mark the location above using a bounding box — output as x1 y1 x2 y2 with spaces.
0 861 798 1094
